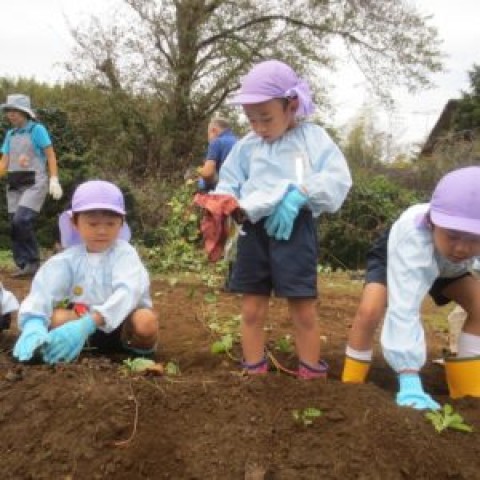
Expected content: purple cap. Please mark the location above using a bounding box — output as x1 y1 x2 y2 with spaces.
71 180 126 215
430 166 480 235
228 60 315 116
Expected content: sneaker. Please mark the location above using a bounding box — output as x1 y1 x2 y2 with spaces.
10 263 39 278
241 357 268 375
297 359 329 380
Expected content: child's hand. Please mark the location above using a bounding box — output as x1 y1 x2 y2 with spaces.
396 373 440 410
43 315 97 364
13 317 49 362
265 186 307 240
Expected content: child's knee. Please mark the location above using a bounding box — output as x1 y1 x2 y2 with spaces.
131 309 159 339
242 297 268 327
354 303 383 332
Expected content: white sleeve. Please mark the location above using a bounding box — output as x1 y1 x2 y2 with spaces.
92 250 149 333
18 258 72 329
0 284 19 314
214 141 247 199
302 127 352 217
380 228 437 372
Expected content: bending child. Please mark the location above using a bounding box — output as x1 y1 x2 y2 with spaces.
0 283 20 332
13 180 158 364
343 166 480 408
214 60 352 378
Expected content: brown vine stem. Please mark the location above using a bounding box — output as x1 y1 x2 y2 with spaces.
113 383 139 448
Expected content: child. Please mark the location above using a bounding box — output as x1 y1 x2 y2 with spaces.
0 94 63 277
214 59 352 378
12 180 158 364
342 166 480 408
0 283 20 332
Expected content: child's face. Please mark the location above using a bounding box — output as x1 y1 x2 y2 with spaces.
73 211 124 253
5 109 29 128
243 98 298 143
432 225 480 263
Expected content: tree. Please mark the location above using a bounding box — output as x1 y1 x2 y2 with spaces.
66 0 442 174
454 64 480 132
342 107 386 171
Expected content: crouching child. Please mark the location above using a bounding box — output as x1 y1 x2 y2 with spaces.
13 180 158 364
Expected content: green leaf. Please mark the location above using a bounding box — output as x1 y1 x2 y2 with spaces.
449 423 473 433
204 292 217 303
122 358 156 372
165 361 180 376
211 340 227 354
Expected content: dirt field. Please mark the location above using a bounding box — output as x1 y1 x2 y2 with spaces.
0 271 479 480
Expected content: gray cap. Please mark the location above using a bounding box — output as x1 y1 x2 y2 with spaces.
0 94 36 119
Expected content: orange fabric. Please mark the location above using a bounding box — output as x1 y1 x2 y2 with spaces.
194 193 240 262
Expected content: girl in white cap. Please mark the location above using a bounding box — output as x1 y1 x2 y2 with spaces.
343 166 480 408
0 94 63 277
13 180 158 364
214 60 352 378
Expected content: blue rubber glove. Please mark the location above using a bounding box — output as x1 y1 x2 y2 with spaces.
396 373 440 410
13 317 49 362
265 187 308 241
43 315 97 364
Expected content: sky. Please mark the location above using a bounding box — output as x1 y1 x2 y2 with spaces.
0 0 479 151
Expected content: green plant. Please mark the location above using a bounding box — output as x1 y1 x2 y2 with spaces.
211 333 234 354
165 361 181 376
275 335 294 353
292 408 322 426
121 358 157 373
425 404 473 433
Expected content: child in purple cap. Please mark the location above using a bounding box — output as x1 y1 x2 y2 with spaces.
214 59 352 378
12 180 159 364
343 166 480 408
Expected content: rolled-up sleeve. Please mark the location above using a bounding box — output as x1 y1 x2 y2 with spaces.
380 227 437 372
93 250 148 333
302 127 352 217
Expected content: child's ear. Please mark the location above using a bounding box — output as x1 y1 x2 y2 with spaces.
70 216 79 231
290 97 299 113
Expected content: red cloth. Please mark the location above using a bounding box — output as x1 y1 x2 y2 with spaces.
194 193 239 262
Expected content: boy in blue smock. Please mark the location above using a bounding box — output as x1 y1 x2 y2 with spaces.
343 167 480 408
214 60 352 378
12 180 159 364
0 94 63 277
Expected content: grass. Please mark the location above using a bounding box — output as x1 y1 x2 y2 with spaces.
0 250 14 270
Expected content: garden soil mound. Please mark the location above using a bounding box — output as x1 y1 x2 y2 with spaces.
1 274 479 480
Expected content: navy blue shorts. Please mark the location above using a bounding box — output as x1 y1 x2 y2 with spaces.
229 210 318 298
365 228 470 306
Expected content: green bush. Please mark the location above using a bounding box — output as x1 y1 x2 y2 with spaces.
319 174 421 270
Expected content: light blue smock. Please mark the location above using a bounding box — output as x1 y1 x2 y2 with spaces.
381 203 474 372
18 240 152 333
214 122 352 223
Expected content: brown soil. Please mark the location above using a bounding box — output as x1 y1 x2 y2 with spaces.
0 271 479 480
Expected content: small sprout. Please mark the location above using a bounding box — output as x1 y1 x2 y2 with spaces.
211 334 234 354
292 407 322 426
168 277 179 287
204 292 218 304
165 361 181 376
122 358 157 373
425 404 473 433
275 335 294 353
